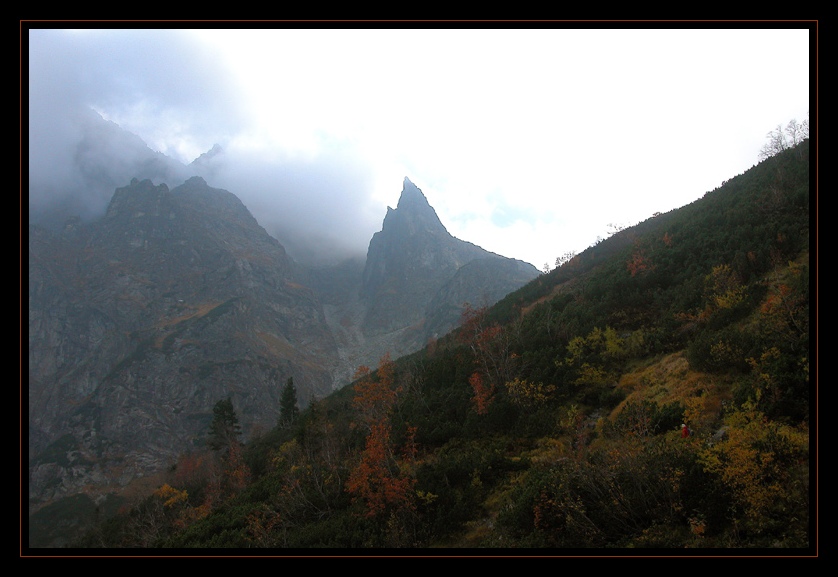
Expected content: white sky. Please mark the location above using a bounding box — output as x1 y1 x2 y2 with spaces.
27 25 813 269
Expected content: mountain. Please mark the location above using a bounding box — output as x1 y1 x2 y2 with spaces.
361 177 538 339
313 178 540 381
44 138 810 552
28 176 342 510
27 140 539 538
29 107 192 231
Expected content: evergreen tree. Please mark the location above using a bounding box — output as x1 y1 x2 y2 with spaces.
207 397 241 452
279 376 300 428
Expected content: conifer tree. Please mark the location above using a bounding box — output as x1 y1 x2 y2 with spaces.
207 397 241 452
279 376 300 427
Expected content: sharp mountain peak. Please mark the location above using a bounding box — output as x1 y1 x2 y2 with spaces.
397 176 429 207
381 177 448 237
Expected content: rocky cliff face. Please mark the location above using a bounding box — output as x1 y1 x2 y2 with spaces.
27 174 540 526
360 177 539 346
28 176 340 506
301 178 540 385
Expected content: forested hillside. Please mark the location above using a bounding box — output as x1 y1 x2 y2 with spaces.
55 138 812 552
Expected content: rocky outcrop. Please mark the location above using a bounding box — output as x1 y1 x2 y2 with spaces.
28 176 340 507
27 108 545 546
360 177 539 344
423 256 543 340
27 174 540 524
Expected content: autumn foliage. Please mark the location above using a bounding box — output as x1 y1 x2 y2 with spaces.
627 249 654 277
460 303 518 415
67 139 810 549
346 421 416 518
469 371 494 415
698 407 809 533
505 378 556 408
352 353 400 428
223 440 251 495
346 354 416 520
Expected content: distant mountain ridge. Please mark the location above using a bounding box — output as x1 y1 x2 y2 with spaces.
25 112 811 550
29 107 193 230
27 119 540 516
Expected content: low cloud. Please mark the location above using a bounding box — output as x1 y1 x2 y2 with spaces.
27 29 385 265
194 142 382 264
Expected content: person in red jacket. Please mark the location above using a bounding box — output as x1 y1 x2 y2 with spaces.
681 423 692 438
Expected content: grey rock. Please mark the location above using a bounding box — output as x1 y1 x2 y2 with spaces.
27 175 540 524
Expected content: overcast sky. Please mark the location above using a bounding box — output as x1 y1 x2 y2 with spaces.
26 25 812 269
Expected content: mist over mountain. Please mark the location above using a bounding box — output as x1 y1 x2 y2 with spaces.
187 136 387 265
27 136 811 551
26 115 540 527
24 28 812 552
28 176 340 505
29 105 385 267
28 106 193 229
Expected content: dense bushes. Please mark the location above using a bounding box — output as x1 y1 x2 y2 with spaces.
496 434 708 548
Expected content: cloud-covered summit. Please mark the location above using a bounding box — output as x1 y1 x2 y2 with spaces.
26 27 810 270
27 30 385 265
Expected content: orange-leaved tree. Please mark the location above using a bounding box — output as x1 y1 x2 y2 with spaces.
346 354 417 523
346 420 416 519
459 303 519 415
469 370 494 415
351 353 399 430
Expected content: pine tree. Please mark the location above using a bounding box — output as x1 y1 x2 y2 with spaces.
207 397 241 452
279 377 300 428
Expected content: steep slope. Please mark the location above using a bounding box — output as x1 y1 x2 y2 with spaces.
307 178 540 383
27 174 542 536
360 177 539 342
32 136 811 551
114 139 808 551
28 176 340 508
27 112 548 547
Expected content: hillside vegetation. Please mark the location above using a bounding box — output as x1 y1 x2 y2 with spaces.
66 139 812 552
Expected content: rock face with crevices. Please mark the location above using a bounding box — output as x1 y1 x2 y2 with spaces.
360 177 539 344
28 176 340 506
27 175 540 526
